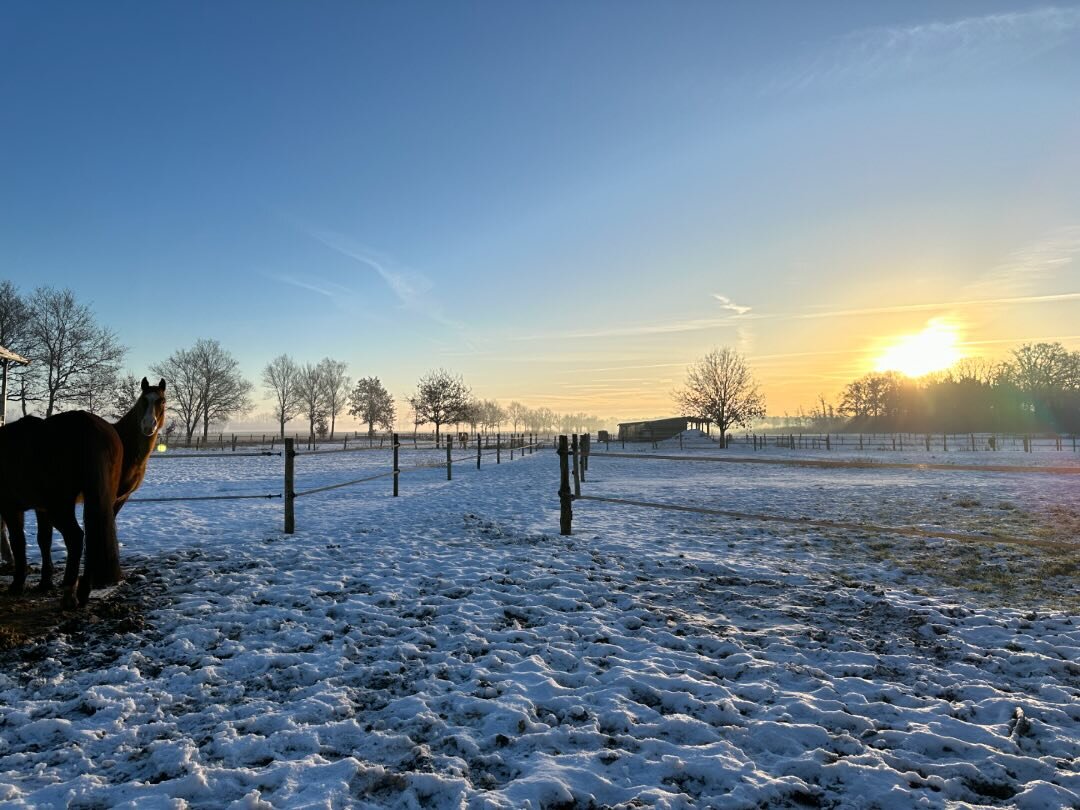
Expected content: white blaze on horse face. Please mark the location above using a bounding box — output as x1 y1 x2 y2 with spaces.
141 392 162 436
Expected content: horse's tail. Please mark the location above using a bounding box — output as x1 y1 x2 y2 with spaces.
84 440 123 589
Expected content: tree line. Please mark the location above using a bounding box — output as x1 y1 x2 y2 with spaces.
0 283 606 442
808 343 1080 434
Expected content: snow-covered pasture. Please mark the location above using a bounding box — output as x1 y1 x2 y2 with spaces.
0 439 1078 808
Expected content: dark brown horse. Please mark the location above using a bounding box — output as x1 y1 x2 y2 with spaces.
0 412 124 609
32 378 167 595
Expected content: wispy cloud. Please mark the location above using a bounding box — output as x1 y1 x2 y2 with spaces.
712 293 752 316
270 274 353 300
511 316 745 342
774 7 1080 92
968 225 1080 298
307 230 428 304
288 224 462 330
793 291 1080 321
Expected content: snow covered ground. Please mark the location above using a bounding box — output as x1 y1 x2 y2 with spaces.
0 438 1078 808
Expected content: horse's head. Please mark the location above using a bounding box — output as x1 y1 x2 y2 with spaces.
138 377 167 437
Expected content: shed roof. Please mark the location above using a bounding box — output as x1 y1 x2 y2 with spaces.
0 345 29 366
617 416 693 428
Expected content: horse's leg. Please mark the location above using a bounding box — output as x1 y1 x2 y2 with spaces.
34 510 54 592
4 511 28 595
85 491 121 593
50 505 83 610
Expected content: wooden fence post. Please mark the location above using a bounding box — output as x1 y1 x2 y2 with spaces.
477 434 482 469
284 438 295 534
558 435 572 535
571 434 581 498
392 432 400 497
497 433 501 464
446 439 452 480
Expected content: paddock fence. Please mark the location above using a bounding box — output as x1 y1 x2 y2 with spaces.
162 429 556 453
555 433 1079 550
122 432 546 534
602 431 1079 454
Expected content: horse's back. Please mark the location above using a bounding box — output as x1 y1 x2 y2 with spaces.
45 411 122 451
0 411 123 510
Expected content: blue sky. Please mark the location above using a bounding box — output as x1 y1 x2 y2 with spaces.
3 1 1079 425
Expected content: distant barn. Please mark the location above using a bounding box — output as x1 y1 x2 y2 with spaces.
617 416 712 442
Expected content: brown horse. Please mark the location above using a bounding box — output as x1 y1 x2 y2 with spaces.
33 378 167 594
0 412 124 609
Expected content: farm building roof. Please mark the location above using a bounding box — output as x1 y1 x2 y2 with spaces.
0 345 29 366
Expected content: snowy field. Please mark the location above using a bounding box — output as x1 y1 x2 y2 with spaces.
1 437 1078 808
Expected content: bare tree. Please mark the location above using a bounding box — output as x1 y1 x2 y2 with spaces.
674 348 765 447
108 373 143 421
25 287 126 417
0 281 29 354
296 362 327 441
262 354 302 438
479 399 505 433
0 282 34 418
72 363 121 416
949 357 997 386
411 369 470 446
505 401 526 433
151 339 251 444
318 358 350 439
152 346 202 444
460 399 483 433
194 339 252 439
348 376 395 436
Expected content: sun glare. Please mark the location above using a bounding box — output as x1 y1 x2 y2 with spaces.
874 320 963 378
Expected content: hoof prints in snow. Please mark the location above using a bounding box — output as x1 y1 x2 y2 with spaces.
0 454 1077 808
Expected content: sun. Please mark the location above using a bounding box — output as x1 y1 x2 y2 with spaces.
874 319 964 378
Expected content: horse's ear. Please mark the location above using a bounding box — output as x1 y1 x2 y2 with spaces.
158 378 166 392
141 377 149 392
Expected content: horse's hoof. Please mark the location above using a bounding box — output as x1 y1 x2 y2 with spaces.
34 581 54 594
61 592 78 610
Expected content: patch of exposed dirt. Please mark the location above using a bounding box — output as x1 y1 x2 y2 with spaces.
0 560 164 654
